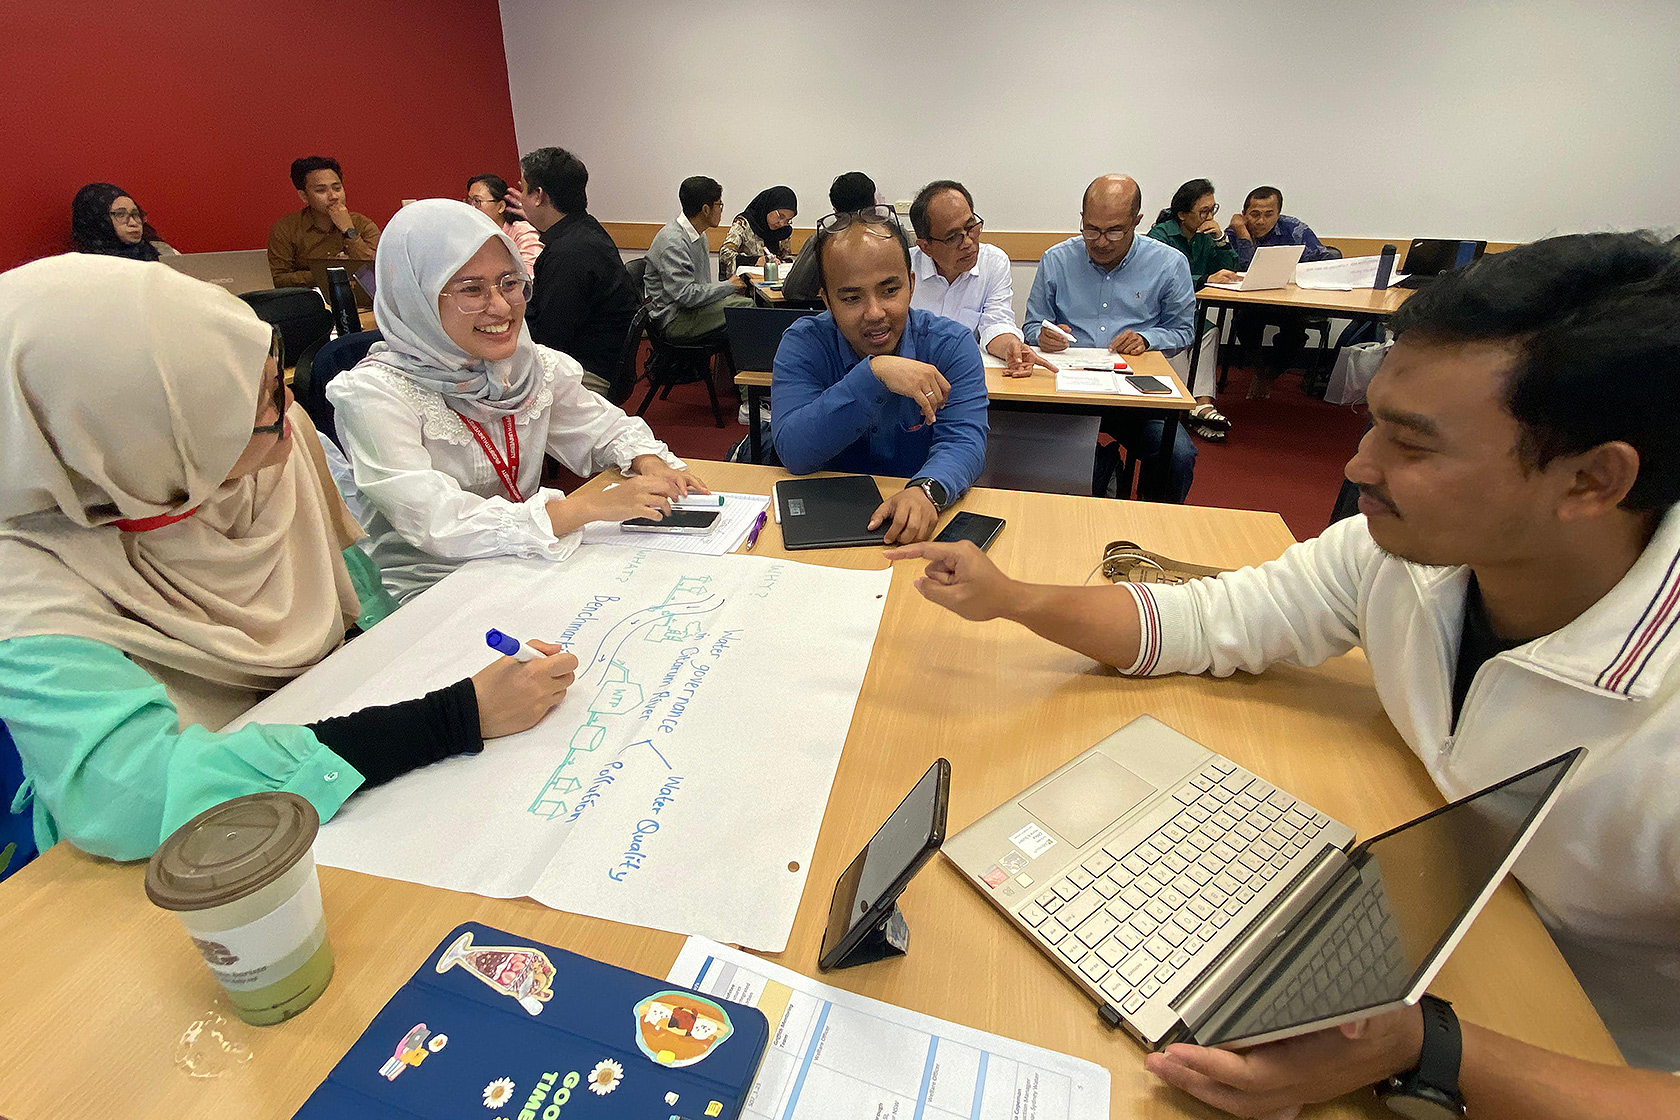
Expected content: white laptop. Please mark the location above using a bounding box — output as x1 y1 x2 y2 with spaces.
944 715 1581 1049
1204 243 1306 292
161 249 273 295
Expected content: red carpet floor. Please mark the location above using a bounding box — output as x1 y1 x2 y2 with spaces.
632 362 1369 543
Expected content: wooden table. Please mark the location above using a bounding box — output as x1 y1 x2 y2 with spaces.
1190 283 1411 394
0 463 1619 1119
735 352 1195 500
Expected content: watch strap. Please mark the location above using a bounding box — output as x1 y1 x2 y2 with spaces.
1413 995 1463 1097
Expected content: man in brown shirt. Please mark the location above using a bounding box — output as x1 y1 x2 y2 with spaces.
267 155 381 287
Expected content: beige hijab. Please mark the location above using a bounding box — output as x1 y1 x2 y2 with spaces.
0 254 364 730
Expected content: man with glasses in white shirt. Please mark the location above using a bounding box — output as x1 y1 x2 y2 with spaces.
908 180 1053 378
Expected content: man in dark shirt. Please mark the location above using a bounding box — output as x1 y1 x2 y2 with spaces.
517 147 637 396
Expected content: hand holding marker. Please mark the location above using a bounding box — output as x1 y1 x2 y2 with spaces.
486 628 547 662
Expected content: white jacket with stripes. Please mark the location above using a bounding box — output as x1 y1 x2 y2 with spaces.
1123 512 1680 1069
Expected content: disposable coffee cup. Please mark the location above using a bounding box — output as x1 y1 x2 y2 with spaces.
146 791 334 1026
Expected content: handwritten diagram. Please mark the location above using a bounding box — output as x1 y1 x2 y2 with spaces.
528 575 723 820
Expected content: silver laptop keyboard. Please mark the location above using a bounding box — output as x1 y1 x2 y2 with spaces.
1242 874 1405 1035
1015 757 1332 1019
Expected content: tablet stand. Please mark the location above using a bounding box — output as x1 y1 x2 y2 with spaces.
828 903 911 969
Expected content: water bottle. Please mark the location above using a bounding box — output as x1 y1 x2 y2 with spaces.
1373 244 1397 290
325 266 360 337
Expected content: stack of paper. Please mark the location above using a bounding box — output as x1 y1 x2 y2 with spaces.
668 938 1111 1120
581 492 770 556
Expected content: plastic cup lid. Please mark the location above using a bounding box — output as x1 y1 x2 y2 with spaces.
145 792 319 912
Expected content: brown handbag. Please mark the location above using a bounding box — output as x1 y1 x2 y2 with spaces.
1101 540 1231 585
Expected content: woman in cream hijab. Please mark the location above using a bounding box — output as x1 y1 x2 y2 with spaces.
0 255 578 861
328 199 705 604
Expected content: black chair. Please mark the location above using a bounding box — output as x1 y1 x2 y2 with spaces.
622 256 733 428
240 288 333 371
297 329 381 448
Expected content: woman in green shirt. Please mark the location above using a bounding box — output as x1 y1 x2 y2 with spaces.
0 255 579 863
1148 178 1241 440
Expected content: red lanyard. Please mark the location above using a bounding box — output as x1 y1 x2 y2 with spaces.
462 415 523 502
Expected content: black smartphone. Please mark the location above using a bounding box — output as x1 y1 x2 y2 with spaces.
622 509 721 533
934 511 1005 551
1126 374 1174 395
818 759 951 971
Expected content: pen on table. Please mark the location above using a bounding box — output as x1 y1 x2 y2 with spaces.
673 494 725 507
485 628 546 662
744 509 768 551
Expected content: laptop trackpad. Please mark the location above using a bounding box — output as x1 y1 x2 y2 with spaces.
1020 754 1157 848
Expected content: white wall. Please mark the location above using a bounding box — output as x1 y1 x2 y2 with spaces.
501 0 1678 243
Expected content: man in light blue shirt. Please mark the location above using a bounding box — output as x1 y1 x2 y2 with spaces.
1025 175 1197 502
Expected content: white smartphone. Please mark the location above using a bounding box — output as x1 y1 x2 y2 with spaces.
621 509 721 534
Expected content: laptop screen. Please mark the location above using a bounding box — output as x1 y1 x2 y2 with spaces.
1193 749 1580 1045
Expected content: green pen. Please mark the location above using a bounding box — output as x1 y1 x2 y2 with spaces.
673 495 725 508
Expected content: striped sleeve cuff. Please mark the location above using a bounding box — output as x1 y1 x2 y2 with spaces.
1119 583 1163 676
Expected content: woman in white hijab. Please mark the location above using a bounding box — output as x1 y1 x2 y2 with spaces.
0 255 579 861
328 199 705 603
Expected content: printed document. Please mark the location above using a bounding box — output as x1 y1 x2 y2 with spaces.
668 938 1111 1120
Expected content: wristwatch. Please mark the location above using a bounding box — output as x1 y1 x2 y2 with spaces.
906 477 949 513
1376 995 1466 1118
342 225 360 240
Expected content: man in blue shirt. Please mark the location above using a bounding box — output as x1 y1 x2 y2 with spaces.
1226 186 1342 393
1024 175 1197 502
772 209 989 544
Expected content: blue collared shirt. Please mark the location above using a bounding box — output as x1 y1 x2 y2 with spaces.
1226 214 1341 269
1023 236 1195 353
771 308 989 499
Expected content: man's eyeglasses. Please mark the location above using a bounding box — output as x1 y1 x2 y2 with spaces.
440 274 532 315
1081 221 1136 244
253 329 288 437
815 204 899 234
928 215 984 249
109 208 146 225
1191 202 1220 220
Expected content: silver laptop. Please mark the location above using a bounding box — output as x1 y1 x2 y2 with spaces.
162 249 273 295
1205 243 1306 292
945 715 1581 1049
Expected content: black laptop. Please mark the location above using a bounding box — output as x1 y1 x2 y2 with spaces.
1395 239 1487 289
775 475 888 550
724 306 820 373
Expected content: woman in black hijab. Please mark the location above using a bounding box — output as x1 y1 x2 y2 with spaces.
71 183 174 260
718 186 797 279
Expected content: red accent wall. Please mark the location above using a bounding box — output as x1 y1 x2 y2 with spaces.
0 0 521 271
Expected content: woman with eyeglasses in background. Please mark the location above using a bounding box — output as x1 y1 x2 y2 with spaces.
327 200 706 604
1147 179 1240 440
717 186 798 279
466 173 543 273
69 182 177 260
0 255 580 861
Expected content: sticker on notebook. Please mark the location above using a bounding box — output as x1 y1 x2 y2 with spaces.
482 1077 516 1109
587 1059 623 1096
633 991 735 1068
379 1023 445 1081
435 931 555 1015
998 849 1029 875
1008 822 1056 860
980 865 1008 889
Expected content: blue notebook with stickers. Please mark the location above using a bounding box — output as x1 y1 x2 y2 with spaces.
292 922 768 1120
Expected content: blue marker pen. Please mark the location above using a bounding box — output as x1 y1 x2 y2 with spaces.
486 628 546 662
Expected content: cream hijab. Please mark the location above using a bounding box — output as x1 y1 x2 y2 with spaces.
361 198 541 421
0 254 364 731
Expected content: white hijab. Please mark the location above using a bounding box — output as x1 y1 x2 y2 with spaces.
363 198 541 420
0 255 363 730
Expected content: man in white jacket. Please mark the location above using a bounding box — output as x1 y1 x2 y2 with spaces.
889 233 1680 1117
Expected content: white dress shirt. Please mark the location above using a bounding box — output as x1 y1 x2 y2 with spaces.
328 345 683 604
909 242 1021 352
